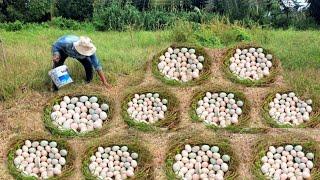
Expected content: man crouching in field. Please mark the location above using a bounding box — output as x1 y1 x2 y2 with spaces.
51 35 110 91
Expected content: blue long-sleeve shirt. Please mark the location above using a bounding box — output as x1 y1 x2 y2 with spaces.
52 35 102 71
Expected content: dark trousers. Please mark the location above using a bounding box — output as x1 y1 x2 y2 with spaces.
52 51 93 91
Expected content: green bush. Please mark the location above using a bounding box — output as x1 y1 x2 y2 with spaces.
309 0 320 23
48 17 82 30
0 13 5 23
3 20 24 31
141 10 176 30
233 28 251 41
93 1 141 31
56 0 94 21
132 0 150 11
194 28 221 47
171 20 195 43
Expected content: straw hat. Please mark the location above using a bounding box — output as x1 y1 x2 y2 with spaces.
73 36 96 56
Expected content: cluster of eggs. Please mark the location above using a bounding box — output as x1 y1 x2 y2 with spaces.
196 92 244 127
13 140 68 179
50 96 109 133
88 146 139 180
261 145 314 179
229 47 273 80
127 93 168 124
268 92 313 126
157 47 205 82
173 144 231 180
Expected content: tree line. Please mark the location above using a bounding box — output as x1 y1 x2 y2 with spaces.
0 0 319 30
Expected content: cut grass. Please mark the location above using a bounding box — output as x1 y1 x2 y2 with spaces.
165 133 239 179
261 89 320 128
151 43 212 87
7 133 75 180
251 135 320 179
81 134 153 180
189 86 266 134
222 42 281 87
121 85 180 132
43 93 114 138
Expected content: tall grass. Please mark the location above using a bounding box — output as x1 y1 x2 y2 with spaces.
0 22 320 103
0 28 171 100
171 21 320 108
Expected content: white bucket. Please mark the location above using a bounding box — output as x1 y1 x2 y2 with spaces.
49 65 73 88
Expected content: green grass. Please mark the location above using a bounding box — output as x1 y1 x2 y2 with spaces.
0 27 171 100
121 85 180 132
251 135 320 179
251 29 320 108
0 25 320 105
43 93 114 138
81 134 153 180
7 134 75 180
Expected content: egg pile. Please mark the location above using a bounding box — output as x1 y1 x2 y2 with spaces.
157 47 205 82
229 47 273 80
88 146 139 179
127 93 168 124
13 140 68 179
50 96 109 133
172 144 231 180
268 92 313 126
260 145 314 179
196 92 244 127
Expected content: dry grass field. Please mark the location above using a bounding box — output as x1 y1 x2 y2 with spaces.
0 27 320 179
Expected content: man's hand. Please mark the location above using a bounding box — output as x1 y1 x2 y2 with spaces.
103 82 112 89
52 54 60 63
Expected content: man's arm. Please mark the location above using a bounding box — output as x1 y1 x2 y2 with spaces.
52 43 61 63
97 69 111 88
90 54 111 88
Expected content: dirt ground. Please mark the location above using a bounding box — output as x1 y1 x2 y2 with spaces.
1 48 320 180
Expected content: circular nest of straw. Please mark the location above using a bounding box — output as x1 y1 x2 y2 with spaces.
251 135 320 179
152 44 212 86
121 86 180 132
189 86 251 133
222 43 280 87
81 135 153 180
7 134 75 180
165 135 239 179
43 93 114 138
261 89 320 128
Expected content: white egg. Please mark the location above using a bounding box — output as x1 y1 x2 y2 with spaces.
89 96 98 103
101 104 109 111
100 112 108 120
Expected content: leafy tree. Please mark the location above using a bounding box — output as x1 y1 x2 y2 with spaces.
2 0 51 22
0 0 7 22
309 0 320 23
131 0 150 11
56 0 94 21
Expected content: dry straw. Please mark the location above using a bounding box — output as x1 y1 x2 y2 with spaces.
261 89 320 128
251 135 320 179
165 133 239 179
189 86 266 134
7 133 75 180
43 93 114 138
121 85 180 132
81 134 153 180
222 43 280 87
151 43 212 86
